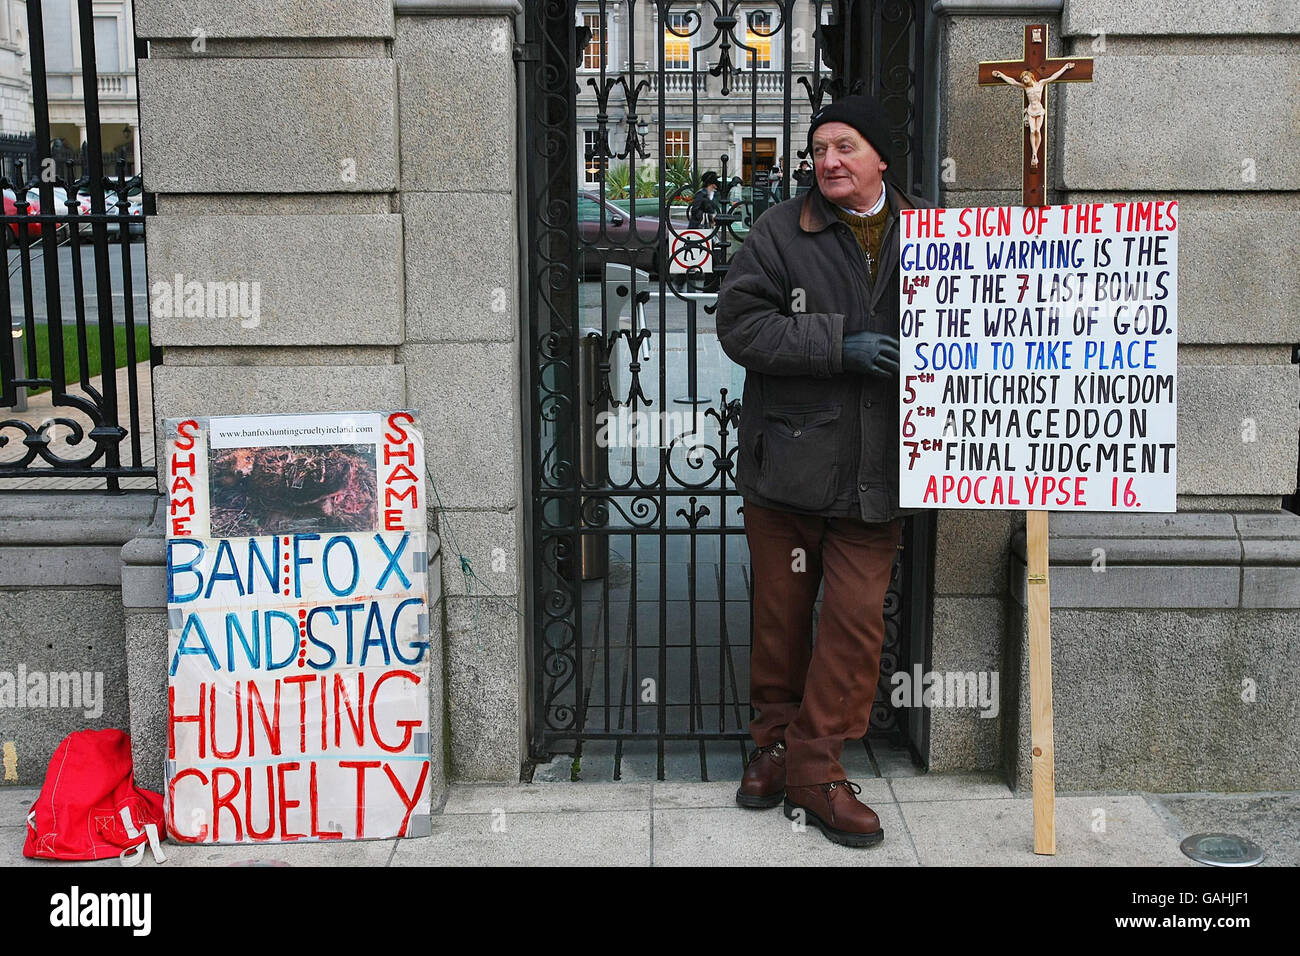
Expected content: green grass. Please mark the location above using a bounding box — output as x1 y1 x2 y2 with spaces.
17 321 151 395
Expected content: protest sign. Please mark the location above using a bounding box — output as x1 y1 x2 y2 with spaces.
898 200 1178 512
163 411 431 843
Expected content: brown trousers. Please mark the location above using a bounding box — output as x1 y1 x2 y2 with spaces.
743 500 902 786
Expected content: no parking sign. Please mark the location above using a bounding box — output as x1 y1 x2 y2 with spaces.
669 229 713 274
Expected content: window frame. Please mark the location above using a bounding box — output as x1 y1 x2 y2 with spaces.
577 8 614 73
661 10 696 72
581 128 609 185
741 6 781 72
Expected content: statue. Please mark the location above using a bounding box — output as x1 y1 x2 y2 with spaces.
990 62 1074 168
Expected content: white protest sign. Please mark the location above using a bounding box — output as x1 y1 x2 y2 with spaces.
163 410 431 843
898 200 1178 512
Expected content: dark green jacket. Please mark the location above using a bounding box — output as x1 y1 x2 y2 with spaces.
717 182 932 522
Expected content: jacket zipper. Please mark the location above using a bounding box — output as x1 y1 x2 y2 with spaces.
839 210 900 516
833 221 875 508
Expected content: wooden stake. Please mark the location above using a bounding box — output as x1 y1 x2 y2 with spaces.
1025 509 1055 854
978 24 1093 855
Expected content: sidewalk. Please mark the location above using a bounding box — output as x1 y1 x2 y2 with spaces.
3 775 1295 866
0 360 154 491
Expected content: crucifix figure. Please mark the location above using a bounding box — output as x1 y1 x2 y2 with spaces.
979 24 1093 206
990 62 1075 169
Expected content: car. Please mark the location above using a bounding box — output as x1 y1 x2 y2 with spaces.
103 189 144 238
26 186 74 240
577 189 665 278
1 189 46 240
62 187 142 239
27 186 70 216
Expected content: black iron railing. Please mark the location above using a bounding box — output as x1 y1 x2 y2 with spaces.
0 0 154 492
523 0 934 779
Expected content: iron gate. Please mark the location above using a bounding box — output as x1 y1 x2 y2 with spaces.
0 0 153 492
522 0 935 779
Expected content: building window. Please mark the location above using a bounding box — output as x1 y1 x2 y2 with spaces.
745 9 774 70
665 128 691 160
581 12 608 70
583 128 608 184
664 11 693 70
818 6 834 73
94 16 122 72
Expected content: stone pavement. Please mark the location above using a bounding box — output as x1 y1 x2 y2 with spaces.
3 775 1295 867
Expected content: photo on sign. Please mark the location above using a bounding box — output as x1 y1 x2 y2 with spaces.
209 443 378 537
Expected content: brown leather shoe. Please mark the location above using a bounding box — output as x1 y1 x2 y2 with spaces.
735 742 786 809
784 779 884 847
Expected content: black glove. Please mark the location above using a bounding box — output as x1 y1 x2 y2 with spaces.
841 331 900 378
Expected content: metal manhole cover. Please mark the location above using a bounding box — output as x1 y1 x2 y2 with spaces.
1180 832 1264 867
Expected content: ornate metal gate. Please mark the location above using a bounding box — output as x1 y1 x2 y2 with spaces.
521 0 934 779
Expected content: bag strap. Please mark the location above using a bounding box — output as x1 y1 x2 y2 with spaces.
118 806 167 866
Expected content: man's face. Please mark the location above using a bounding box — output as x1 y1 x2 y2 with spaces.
812 122 887 211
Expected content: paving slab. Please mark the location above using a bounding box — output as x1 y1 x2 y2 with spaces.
0 828 119 868
652 777 893 810
1149 792 1300 867
900 795 1195 866
444 782 652 814
0 788 39 828
889 772 1014 802
872 746 925 778
390 810 651 866
167 839 398 867
653 802 918 866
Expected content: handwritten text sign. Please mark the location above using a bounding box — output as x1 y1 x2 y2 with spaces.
898 201 1178 511
163 411 431 843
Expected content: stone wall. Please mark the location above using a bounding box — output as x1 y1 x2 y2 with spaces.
126 0 529 789
930 0 1300 788
0 495 154 786
1006 511 1300 791
392 2 526 782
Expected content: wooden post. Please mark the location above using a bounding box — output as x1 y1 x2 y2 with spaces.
1024 510 1054 854
978 24 1093 856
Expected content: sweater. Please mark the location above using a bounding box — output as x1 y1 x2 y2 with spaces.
832 198 891 285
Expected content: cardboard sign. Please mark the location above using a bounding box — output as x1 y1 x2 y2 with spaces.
898 201 1178 511
670 228 713 274
162 411 432 843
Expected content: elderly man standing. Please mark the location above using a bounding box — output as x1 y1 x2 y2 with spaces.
717 94 932 847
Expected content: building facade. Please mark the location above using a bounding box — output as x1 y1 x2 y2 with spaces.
43 0 140 173
0 1 33 135
1 0 1297 801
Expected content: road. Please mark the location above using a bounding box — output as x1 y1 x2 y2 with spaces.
7 241 149 327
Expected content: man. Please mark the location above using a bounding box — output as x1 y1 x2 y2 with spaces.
767 159 784 202
687 170 721 227
716 94 932 848
792 160 814 195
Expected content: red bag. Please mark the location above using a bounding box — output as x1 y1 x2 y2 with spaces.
23 729 167 863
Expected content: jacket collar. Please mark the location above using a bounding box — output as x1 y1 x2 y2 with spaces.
799 181 916 233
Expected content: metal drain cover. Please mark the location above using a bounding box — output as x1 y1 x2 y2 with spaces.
1180 832 1264 867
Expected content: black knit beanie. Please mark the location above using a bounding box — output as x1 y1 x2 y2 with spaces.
806 94 893 167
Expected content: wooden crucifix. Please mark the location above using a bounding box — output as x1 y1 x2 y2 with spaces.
978 24 1093 857
979 24 1093 208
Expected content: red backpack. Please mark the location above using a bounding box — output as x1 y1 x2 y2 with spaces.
23 729 167 864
